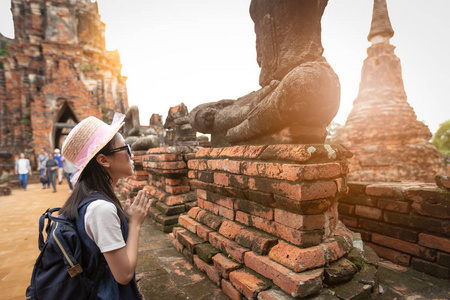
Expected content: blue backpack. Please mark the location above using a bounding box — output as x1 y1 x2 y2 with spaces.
26 196 107 300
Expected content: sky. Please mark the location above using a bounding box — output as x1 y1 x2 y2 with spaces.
0 0 449 135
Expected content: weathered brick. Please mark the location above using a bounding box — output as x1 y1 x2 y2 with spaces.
214 172 230 186
222 159 241 174
340 215 358 228
165 185 190 195
155 201 185 216
194 243 220 264
165 194 188 206
355 205 382 220
272 223 323 247
359 220 418 243
197 188 207 200
437 252 450 268
259 144 311 162
274 195 330 215
244 252 323 298
213 253 242 279
411 202 450 219
169 232 184 253
366 184 397 197
242 161 283 179
209 232 249 263
219 220 246 240
155 214 179 226
303 163 342 180
257 289 293 300
418 233 450 252
165 177 183 185
340 194 377 207
202 199 220 215
384 211 450 235
274 209 324 230
196 224 214 242
207 191 234 209
235 198 274 220
198 171 214 183
371 233 421 257
301 181 337 201
366 242 411 266
411 257 450 279
269 241 326 272
338 203 355 216
248 190 276 208
221 279 243 300
179 214 200 234
228 174 249 189
229 268 271 300
236 211 251 226
187 206 202 219
248 177 302 200
187 159 208 170
176 229 205 253
321 240 349 264
377 198 410 213
235 228 278 255
218 206 235 220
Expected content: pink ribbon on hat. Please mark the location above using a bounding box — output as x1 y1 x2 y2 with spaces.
70 112 125 184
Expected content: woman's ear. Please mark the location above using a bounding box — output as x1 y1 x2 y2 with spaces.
96 154 111 168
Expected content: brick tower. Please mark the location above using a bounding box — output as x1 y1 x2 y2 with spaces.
332 0 442 182
0 0 128 169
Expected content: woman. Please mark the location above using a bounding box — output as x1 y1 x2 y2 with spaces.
59 113 151 299
45 153 59 192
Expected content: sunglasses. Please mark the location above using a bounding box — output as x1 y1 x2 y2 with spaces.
106 144 132 157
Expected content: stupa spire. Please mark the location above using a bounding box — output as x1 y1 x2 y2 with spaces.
367 0 394 43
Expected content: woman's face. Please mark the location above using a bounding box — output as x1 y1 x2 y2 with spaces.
105 133 134 182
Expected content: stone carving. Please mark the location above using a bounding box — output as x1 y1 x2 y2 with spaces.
332 0 443 182
123 105 161 150
164 103 198 146
190 0 340 147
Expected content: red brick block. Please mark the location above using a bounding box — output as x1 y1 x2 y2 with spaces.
235 198 274 220
418 233 450 253
222 159 241 174
220 145 266 159
187 207 202 219
197 224 214 242
165 195 187 206
197 188 207 200
412 202 450 219
322 240 348 263
213 253 242 279
377 198 410 214
257 289 292 300
259 144 311 162
169 233 184 253
244 252 323 298
196 147 213 158
242 161 283 179
303 163 342 180
165 185 190 195
207 191 234 209
221 279 243 300
268 241 326 272
176 228 205 253
197 210 225 230
179 215 200 234
187 170 197 179
187 159 208 170
355 205 382 220
183 153 196 161
366 242 411 266
273 222 323 247
218 206 235 220
202 199 220 215
280 164 304 181
235 228 278 255
274 209 324 231
366 184 397 197
209 232 249 263
301 181 337 201
372 233 422 257
193 255 221 286
229 268 271 300
248 177 302 201
214 172 230 186
236 211 251 226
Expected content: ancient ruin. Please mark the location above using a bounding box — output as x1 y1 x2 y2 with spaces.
332 0 442 182
189 0 340 147
0 0 128 170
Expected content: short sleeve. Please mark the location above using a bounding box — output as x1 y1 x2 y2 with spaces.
84 200 126 253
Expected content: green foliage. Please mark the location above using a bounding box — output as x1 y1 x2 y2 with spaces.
432 119 450 156
0 43 10 57
81 62 91 72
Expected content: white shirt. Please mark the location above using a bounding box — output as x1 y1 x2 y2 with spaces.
84 200 126 253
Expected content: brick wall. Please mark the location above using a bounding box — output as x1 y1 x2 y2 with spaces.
118 147 201 232
171 144 379 299
339 182 450 279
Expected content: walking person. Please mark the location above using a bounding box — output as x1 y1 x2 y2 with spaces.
37 148 50 189
14 153 32 190
58 112 151 299
45 153 59 192
54 148 64 184
62 157 77 193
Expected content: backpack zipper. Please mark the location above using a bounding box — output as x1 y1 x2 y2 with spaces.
52 222 83 277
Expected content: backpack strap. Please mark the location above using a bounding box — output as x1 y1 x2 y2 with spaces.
38 207 61 250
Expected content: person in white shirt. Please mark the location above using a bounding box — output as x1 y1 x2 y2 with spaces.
14 153 32 190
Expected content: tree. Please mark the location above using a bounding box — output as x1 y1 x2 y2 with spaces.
432 119 450 156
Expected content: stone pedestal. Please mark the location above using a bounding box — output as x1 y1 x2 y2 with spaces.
172 144 379 298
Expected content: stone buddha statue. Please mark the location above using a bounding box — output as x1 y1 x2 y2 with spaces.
189 0 340 147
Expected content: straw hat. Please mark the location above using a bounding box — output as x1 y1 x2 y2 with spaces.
62 113 125 183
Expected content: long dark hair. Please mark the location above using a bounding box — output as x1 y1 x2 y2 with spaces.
60 134 126 221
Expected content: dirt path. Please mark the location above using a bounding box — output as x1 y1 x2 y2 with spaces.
0 183 70 300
